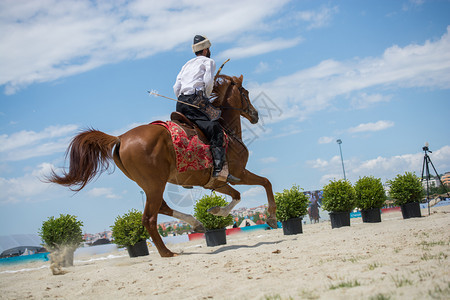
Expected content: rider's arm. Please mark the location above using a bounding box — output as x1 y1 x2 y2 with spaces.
203 59 216 100
173 71 182 98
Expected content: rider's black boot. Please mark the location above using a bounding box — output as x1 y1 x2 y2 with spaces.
211 146 240 183
211 146 224 177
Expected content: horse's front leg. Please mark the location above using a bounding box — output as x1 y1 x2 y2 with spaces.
235 169 278 229
207 185 241 217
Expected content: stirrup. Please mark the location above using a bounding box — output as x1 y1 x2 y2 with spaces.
213 170 240 183
226 174 240 183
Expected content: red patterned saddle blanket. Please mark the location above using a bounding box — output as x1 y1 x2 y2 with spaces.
152 121 213 173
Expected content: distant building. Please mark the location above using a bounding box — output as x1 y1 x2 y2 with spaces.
421 176 441 189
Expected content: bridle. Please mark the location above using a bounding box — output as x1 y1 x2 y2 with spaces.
213 59 253 115
214 79 254 151
216 80 253 116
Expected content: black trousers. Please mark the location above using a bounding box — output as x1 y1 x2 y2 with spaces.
176 94 224 149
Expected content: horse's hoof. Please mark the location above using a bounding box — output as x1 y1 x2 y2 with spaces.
267 218 278 229
161 251 177 258
193 224 206 233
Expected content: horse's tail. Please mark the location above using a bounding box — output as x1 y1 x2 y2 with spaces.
47 129 120 192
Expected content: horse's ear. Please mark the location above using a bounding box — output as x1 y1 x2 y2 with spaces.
239 75 243 82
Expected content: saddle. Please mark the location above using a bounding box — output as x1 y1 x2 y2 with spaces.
169 112 230 185
170 112 209 144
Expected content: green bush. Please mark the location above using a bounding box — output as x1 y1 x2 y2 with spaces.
274 184 309 221
194 193 234 230
388 172 423 205
322 179 356 212
354 176 387 210
111 209 150 247
38 214 83 251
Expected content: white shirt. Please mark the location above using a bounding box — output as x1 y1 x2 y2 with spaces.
173 56 216 100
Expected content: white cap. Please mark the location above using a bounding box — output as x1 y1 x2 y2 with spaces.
192 35 211 53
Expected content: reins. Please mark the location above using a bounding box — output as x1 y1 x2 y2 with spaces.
213 78 251 152
214 59 251 114
215 80 252 115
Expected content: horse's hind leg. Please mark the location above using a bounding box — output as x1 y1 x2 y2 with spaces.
141 188 176 257
159 200 205 233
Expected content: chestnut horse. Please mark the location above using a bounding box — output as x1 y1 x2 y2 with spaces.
48 75 277 257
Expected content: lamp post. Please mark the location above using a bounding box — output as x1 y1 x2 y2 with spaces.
336 139 347 181
140 191 145 210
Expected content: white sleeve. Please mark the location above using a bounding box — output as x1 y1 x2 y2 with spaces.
173 71 182 98
203 59 216 98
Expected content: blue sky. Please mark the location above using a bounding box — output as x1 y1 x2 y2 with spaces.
1 0 449 236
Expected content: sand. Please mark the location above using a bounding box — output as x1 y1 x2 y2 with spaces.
1 206 449 300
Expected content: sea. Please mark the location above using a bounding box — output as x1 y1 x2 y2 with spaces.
0 252 50 265
0 235 190 273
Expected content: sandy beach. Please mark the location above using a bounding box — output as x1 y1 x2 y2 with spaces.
1 206 449 300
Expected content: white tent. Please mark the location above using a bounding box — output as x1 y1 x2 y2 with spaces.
0 234 43 256
239 219 256 227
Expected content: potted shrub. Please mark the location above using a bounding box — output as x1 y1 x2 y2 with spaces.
193 193 234 247
111 209 150 257
322 179 356 229
388 172 423 219
38 214 83 270
354 176 386 223
275 184 309 235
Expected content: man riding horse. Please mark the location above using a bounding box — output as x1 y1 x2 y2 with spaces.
173 35 240 183
47 35 278 257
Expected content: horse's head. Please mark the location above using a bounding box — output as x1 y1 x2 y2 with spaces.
234 75 259 124
213 75 259 124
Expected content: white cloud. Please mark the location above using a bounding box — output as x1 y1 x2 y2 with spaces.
217 37 303 60
267 128 302 139
318 136 334 144
261 157 278 164
2 139 72 162
0 0 290 94
293 5 339 29
254 61 270 74
350 92 392 109
0 164 121 205
348 120 394 133
87 187 120 199
307 145 450 187
251 26 450 121
0 125 78 161
403 0 425 11
242 186 265 198
0 163 57 204
0 125 77 152
308 156 339 169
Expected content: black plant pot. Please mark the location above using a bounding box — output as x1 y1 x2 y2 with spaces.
361 207 382 223
329 211 350 229
205 228 227 247
400 202 421 219
281 217 303 235
127 239 149 257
